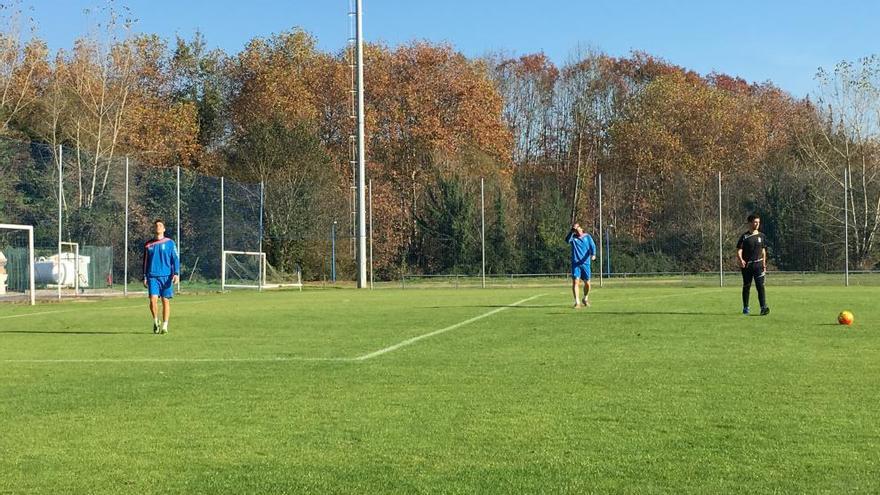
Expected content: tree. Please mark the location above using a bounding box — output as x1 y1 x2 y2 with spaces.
414 175 479 273
365 41 512 273
226 118 335 277
0 2 48 135
798 56 880 268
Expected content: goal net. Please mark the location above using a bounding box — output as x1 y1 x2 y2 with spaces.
222 250 302 291
0 224 36 305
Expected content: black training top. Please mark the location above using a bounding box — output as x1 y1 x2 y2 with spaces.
736 231 767 263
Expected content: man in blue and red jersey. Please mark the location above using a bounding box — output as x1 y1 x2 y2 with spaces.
565 222 597 308
143 219 180 334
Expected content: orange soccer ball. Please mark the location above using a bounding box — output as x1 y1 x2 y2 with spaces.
838 310 854 326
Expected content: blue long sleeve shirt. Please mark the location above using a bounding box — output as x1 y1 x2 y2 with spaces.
566 231 596 268
143 237 180 279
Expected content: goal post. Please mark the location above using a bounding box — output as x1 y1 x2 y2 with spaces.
264 259 303 291
59 241 83 294
222 250 265 291
0 223 36 305
222 250 302 291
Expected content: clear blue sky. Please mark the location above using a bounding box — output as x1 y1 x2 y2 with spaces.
21 0 880 98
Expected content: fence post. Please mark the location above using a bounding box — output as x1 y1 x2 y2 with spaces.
57 145 62 301
176 165 181 293
718 171 723 287
598 173 603 288
124 157 129 296
844 168 850 287
369 179 373 289
481 177 485 289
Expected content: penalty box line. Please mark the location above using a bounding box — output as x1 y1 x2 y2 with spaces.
1 294 546 364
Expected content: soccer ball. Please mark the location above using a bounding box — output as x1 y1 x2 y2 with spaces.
837 310 854 326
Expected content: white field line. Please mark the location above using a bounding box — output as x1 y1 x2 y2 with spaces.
1 294 546 364
353 294 545 361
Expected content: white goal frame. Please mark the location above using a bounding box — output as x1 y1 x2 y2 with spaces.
221 250 303 291
58 241 83 295
0 223 36 305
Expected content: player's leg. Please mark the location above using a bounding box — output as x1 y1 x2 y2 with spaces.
159 275 174 333
755 263 769 315
582 275 591 307
741 268 753 314
571 276 582 308
149 295 160 333
161 298 170 333
147 276 161 333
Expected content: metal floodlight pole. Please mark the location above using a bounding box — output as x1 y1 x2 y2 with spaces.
57 145 62 301
124 157 129 296
481 178 486 289
844 168 850 287
355 0 367 288
718 171 723 287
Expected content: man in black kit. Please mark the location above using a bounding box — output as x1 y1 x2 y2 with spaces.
736 214 770 316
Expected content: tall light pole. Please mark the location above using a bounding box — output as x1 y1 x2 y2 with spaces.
354 0 367 288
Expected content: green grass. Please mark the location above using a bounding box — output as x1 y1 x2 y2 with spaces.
1 285 878 494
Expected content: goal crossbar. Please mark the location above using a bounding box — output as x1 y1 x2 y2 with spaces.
0 224 36 305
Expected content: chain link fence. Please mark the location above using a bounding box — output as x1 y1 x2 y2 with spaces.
2 135 878 299
0 138 284 300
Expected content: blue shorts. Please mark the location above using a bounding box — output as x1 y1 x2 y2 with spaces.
571 266 591 281
147 275 175 298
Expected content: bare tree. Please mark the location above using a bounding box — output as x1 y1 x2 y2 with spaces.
0 2 48 134
798 56 880 268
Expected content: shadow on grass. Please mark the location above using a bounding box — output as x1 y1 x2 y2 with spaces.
559 310 730 316
427 305 730 316
0 330 145 335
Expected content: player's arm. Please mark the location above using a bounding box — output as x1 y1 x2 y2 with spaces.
172 241 181 284
142 241 149 288
565 230 574 243
589 235 597 261
736 236 746 268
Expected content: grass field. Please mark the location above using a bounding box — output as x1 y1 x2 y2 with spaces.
1 285 878 494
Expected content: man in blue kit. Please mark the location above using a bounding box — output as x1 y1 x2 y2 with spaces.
565 222 597 308
143 219 180 334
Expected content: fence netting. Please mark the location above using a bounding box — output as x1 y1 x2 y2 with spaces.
1 135 878 297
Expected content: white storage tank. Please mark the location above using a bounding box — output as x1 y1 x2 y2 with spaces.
34 252 90 288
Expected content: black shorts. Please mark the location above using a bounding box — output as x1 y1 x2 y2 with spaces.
741 262 765 286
